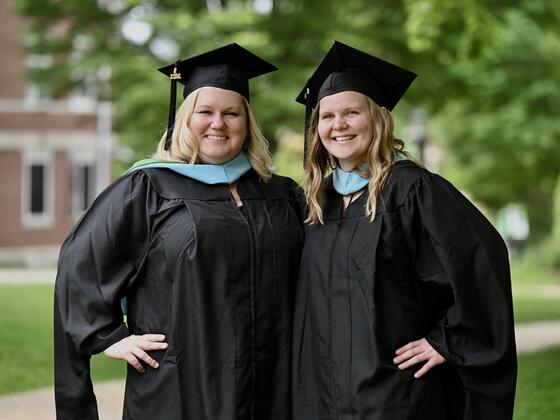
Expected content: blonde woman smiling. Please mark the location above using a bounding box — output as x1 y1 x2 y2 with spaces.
293 41 516 420
55 44 304 420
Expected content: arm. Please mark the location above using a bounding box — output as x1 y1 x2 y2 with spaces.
395 174 516 419
54 171 152 419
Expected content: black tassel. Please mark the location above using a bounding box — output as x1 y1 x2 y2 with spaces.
164 62 181 151
303 87 311 168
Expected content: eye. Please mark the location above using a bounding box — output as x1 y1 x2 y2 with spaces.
225 112 240 116
347 110 359 116
320 113 334 120
197 110 212 115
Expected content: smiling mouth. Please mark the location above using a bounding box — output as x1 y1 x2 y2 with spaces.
205 135 228 141
333 135 356 142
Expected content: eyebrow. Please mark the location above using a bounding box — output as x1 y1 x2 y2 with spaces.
194 104 244 111
319 104 362 114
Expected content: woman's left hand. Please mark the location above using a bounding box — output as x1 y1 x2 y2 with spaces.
393 338 446 378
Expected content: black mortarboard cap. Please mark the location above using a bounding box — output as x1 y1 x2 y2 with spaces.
295 41 417 165
158 43 277 150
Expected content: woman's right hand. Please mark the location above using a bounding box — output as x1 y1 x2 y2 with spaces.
104 334 168 373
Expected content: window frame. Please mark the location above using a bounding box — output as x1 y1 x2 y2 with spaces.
21 151 54 228
69 158 96 221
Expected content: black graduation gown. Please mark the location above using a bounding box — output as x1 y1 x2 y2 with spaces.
54 168 305 420
292 160 517 420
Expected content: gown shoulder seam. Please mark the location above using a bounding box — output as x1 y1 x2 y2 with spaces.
379 172 432 214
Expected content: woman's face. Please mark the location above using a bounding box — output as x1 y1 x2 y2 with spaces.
317 91 373 171
188 86 248 164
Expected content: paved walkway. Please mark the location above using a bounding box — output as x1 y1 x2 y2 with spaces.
513 284 560 299
0 268 56 284
514 320 560 353
3 268 560 298
0 381 124 420
1 321 559 420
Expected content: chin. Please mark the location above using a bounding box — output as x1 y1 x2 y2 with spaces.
199 154 225 164
201 152 238 164
328 151 355 161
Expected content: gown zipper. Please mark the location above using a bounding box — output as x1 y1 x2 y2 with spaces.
227 186 257 420
328 191 357 417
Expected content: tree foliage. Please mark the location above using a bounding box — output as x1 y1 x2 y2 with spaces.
426 3 560 238
13 0 560 239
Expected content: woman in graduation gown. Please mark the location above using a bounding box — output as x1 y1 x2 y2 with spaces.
54 43 304 420
292 41 517 420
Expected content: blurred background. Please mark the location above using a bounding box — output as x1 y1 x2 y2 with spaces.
0 0 558 419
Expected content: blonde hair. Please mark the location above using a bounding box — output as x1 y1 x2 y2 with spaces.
154 88 273 181
304 96 409 224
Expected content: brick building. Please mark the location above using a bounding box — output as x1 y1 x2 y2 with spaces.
0 0 113 266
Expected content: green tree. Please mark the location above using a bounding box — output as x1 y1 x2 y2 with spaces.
429 4 560 239
14 0 560 240
552 174 560 266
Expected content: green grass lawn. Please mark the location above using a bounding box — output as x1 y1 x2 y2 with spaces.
514 346 560 420
510 253 560 323
513 295 560 323
511 256 560 286
1 270 560 420
0 283 125 395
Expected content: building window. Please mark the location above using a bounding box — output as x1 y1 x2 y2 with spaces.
70 162 96 218
30 164 46 213
22 152 53 228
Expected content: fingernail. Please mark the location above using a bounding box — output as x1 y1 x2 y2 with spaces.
154 363 159 368
163 343 168 348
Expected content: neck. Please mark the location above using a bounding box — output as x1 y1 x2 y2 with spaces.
338 160 366 171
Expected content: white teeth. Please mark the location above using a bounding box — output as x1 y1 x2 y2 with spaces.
206 135 227 141
334 135 355 141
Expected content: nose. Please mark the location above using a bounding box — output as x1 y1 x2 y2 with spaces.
333 115 347 130
210 115 225 130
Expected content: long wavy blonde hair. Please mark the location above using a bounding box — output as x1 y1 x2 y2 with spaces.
154 87 273 181
304 96 408 224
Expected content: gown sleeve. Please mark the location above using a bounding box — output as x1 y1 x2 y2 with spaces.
288 178 308 224
399 173 517 419
54 171 152 420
